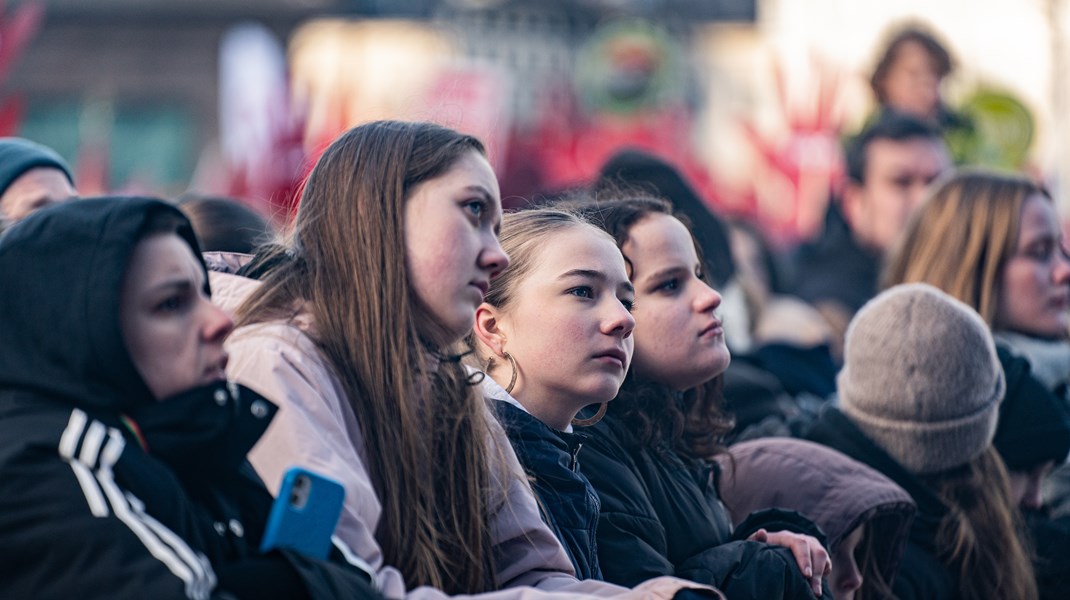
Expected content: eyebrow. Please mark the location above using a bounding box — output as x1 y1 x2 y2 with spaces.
558 269 635 294
465 185 496 205
640 265 691 286
148 278 197 296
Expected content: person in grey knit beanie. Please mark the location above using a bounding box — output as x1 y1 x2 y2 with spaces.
837 282 1005 475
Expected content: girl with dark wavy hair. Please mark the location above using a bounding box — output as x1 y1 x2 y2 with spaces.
566 194 830 600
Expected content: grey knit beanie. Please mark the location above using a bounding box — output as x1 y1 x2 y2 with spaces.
838 283 1004 475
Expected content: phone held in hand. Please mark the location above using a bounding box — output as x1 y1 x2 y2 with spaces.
259 466 345 560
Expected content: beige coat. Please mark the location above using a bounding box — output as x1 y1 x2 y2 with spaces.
211 271 717 600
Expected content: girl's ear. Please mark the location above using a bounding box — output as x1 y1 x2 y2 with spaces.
473 303 507 356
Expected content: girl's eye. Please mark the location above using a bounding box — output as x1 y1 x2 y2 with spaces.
155 296 184 313
568 286 594 299
620 297 636 312
656 279 679 292
464 199 485 219
1025 241 1055 261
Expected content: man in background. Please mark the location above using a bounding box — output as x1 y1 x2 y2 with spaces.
791 111 952 357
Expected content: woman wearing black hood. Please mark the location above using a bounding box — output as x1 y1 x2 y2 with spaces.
0 197 380 599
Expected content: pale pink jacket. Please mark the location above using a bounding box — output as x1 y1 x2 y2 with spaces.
211 272 716 600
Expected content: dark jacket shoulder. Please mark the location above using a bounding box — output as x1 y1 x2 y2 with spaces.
583 412 818 599
493 401 602 580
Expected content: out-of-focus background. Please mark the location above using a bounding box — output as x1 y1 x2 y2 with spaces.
6 0 1066 241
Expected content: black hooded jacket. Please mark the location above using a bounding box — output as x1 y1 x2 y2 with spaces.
0 198 379 599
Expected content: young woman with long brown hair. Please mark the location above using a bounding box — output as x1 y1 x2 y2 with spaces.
213 121 716 600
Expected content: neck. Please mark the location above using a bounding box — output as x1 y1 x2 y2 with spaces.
486 367 581 431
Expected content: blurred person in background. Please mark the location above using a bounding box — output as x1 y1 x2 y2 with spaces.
869 26 970 134
881 169 1070 599
790 111 950 358
0 137 76 232
177 194 275 255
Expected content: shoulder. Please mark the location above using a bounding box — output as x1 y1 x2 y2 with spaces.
209 271 261 316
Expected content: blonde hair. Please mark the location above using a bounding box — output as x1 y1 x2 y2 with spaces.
237 121 498 593
882 168 1049 326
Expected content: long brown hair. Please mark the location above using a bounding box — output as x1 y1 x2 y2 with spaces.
921 447 1037 600
235 121 497 593
563 191 733 459
882 168 1049 326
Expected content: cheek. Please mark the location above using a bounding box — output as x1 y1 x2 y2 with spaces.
632 307 681 365
1003 265 1044 308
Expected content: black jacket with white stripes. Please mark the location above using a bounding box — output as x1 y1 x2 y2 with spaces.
0 198 380 600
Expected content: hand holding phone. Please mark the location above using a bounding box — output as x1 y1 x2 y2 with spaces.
259 467 345 560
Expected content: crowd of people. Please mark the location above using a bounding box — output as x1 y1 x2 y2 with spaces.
1 22 1069 600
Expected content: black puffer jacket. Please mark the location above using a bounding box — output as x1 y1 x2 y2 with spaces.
0 198 379 599
805 406 956 599
582 411 821 599
493 400 602 580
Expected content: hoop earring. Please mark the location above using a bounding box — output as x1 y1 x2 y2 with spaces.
503 352 518 395
572 402 608 427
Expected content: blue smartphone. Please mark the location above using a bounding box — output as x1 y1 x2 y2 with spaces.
259 467 345 560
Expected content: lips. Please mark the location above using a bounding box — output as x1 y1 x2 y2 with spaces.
698 319 723 338
470 280 490 300
593 347 628 368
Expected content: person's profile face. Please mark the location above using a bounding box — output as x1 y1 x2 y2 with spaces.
403 150 509 345
995 195 1070 339
120 233 233 401
830 525 865 600
623 213 730 390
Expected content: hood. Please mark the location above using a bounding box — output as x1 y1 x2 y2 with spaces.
0 196 206 413
720 437 916 585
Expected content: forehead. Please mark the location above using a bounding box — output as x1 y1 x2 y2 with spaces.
524 226 628 282
622 214 698 276
0 167 74 204
866 137 949 177
429 150 499 197
125 233 203 285
891 40 937 68
1018 194 1058 236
